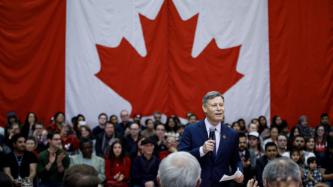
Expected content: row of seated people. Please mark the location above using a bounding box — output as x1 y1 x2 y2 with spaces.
0 111 332 187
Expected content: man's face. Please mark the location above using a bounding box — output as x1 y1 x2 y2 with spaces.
265 146 278 160
105 123 114 136
293 137 305 149
321 116 329 125
248 136 258 147
239 137 248 151
130 124 140 137
277 135 287 149
98 115 107 126
142 143 155 156
120 110 130 122
49 134 62 149
14 137 26 152
35 124 44 134
81 142 93 158
156 125 165 137
188 115 197 124
202 96 224 125
154 113 162 121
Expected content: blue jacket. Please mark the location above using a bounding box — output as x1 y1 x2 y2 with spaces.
178 120 243 187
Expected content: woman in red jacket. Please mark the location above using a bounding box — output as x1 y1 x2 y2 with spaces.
105 140 131 187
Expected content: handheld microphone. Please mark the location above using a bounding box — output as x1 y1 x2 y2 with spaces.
209 128 215 141
208 128 216 157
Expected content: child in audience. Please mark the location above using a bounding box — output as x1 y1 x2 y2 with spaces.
303 157 322 187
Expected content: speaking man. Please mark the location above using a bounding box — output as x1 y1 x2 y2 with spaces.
179 91 243 187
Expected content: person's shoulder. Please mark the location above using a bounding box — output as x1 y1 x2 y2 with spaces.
185 120 205 130
95 155 105 162
24 151 37 158
222 123 238 135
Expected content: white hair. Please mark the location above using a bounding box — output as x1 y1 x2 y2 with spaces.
158 152 201 187
263 157 302 186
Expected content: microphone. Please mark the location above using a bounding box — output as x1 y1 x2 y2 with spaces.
208 128 216 157
209 127 216 141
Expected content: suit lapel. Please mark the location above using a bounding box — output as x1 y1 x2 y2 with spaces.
199 120 208 140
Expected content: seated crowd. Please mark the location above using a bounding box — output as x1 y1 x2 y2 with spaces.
0 110 332 187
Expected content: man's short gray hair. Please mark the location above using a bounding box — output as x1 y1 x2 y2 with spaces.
158 152 201 187
262 157 302 186
202 91 224 106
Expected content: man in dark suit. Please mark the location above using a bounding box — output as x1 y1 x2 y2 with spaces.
179 91 243 187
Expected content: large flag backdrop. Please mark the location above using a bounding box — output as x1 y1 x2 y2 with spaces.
1 0 332 127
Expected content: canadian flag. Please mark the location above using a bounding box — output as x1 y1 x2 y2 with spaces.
1 0 332 127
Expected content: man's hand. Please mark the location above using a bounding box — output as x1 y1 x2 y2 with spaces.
56 152 66 164
144 181 154 187
202 140 215 154
247 179 258 187
234 173 244 183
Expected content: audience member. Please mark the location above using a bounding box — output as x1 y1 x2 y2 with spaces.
296 115 314 138
248 157 302 187
47 112 65 133
157 152 201 187
95 121 117 157
159 135 178 160
92 113 108 137
131 138 160 187
123 123 141 159
63 164 100 187
277 134 288 155
21 112 38 139
70 138 105 183
105 140 131 187
256 142 279 187
303 157 322 187
116 110 132 137
141 119 155 138
3 134 37 186
25 136 38 157
37 132 70 187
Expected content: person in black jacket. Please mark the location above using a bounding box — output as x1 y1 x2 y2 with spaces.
256 142 279 187
131 138 160 187
95 122 118 157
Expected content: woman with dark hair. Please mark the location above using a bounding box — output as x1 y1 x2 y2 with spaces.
258 116 268 133
263 126 279 149
60 125 79 155
288 126 301 149
105 140 131 187
237 118 247 132
315 124 327 166
110 115 119 126
47 112 65 133
231 121 241 132
258 115 270 140
165 116 180 140
21 112 38 138
271 115 288 133
71 114 86 136
140 119 155 138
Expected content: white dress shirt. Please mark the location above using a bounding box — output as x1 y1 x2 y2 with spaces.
199 118 221 157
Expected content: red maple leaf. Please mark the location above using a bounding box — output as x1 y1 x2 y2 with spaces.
95 0 243 119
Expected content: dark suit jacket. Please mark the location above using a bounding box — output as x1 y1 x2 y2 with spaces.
178 120 243 187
